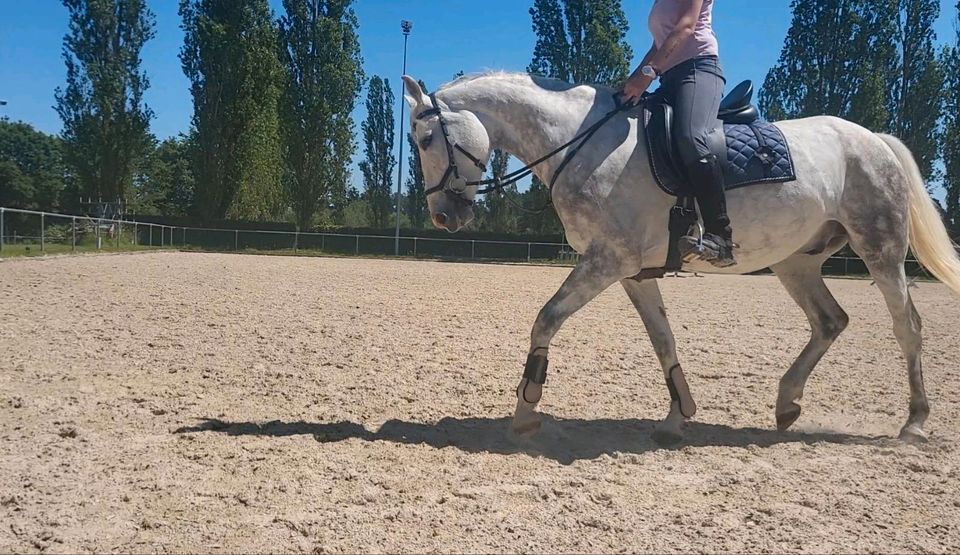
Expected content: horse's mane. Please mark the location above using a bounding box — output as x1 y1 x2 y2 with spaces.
436 70 615 95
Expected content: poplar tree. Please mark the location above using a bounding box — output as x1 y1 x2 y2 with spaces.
54 0 155 204
359 76 395 229
404 79 428 229
942 2 960 233
759 0 900 131
180 0 284 221
891 0 945 182
526 0 632 234
278 0 363 231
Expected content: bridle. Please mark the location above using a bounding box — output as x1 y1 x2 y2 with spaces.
417 91 631 213
419 93 488 207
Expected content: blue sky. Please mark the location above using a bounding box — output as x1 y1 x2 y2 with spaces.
1 0 957 192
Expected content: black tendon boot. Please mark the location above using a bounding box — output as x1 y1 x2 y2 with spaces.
679 154 737 267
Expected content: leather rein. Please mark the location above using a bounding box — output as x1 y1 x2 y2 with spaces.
418 92 630 214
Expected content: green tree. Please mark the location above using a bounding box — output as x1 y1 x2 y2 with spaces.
943 2 960 233
760 0 900 130
405 79 428 229
528 0 632 85
342 187 371 227
359 76 395 229
890 0 945 182
405 132 427 228
526 0 631 235
137 136 195 216
483 150 521 233
180 0 284 221
54 0 155 204
0 120 65 210
278 0 363 231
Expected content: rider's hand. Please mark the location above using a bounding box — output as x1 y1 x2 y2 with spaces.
621 73 654 105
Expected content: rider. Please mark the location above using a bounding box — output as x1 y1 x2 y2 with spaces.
621 0 735 267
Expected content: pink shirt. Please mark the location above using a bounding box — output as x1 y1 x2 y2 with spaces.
648 0 719 73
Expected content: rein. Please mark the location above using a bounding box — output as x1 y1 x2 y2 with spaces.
419 92 631 214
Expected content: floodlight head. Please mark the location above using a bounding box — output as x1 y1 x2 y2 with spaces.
401 20 413 35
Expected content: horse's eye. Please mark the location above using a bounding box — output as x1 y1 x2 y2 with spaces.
420 134 433 149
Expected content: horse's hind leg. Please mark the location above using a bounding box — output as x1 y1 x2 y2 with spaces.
621 278 696 445
770 253 850 431
858 254 928 442
840 163 928 441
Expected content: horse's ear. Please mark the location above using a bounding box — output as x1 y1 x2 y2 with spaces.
402 75 429 109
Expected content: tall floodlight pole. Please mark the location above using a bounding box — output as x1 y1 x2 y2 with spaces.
394 20 413 256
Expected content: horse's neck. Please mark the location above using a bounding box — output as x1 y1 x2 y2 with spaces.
439 76 600 181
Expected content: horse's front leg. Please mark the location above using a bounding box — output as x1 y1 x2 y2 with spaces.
512 247 628 435
620 278 697 444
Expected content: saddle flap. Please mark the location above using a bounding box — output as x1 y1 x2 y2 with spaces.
645 101 684 188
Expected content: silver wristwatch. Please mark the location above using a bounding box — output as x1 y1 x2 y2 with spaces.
640 64 658 78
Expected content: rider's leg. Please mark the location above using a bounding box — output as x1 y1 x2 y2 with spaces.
662 57 735 266
681 153 736 266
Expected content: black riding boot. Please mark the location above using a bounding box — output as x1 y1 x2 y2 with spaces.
679 154 736 267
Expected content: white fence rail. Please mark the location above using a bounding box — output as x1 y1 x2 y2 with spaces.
0 206 924 275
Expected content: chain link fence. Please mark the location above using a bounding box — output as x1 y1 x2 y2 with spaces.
0 206 925 277
0 206 579 264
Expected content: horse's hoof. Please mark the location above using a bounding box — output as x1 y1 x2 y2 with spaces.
899 424 928 444
776 403 802 431
511 418 542 438
511 408 542 438
651 427 684 446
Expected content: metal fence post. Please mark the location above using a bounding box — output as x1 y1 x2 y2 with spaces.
321 233 325 252
471 240 475 259
527 242 531 263
0 207 4 253
72 217 76 252
355 234 359 254
148 224 152 247
413 237 417 257
294 231 299 254
234 229 239 251
40 213 45 252
116 221 121 249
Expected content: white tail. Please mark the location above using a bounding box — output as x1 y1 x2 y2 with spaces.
878 133 960 296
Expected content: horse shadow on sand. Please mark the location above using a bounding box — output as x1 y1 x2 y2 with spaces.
174 414 885 465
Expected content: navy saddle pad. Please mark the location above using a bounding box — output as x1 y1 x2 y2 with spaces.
643 82 797 197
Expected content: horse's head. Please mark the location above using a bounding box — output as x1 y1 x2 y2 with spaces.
403 75 491 233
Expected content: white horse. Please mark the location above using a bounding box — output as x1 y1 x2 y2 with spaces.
401 72 960 443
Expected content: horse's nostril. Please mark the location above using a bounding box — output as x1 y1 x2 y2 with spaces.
435 212 448 226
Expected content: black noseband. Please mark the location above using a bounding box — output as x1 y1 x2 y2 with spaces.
419 93 487 205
